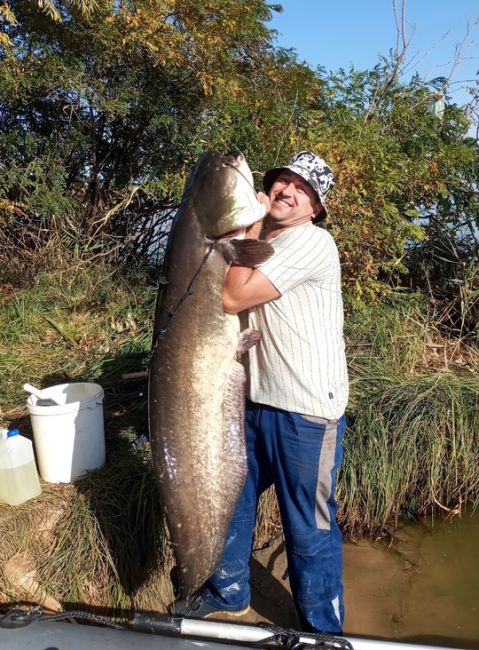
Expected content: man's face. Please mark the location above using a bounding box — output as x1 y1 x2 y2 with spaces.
268 170 322 226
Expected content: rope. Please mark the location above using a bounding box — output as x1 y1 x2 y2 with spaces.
148 238 218 365
255 624 354 650
0 606 123 630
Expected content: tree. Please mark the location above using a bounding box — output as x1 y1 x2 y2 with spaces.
1 0 299 273
279 61 479 307
1 0 478 325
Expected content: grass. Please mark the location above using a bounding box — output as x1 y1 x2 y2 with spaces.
338 371 479 538
0 262 155 406
0 261 170 615
35 426 173 614
340 296 479 537
0 410 174 616
0 267 478 614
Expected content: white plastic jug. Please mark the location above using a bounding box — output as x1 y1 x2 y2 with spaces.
0 429 42 506
26 382 105 483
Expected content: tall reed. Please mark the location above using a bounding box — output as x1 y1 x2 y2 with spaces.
338 371 479 538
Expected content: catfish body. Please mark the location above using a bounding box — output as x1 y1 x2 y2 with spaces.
149 151 273 596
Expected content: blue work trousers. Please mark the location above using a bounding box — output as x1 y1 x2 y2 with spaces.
203 402 346 634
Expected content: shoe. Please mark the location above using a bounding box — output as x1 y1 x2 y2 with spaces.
172 592 250 619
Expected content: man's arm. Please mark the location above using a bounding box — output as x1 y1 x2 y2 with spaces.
222 193 279 315
222 264 280 314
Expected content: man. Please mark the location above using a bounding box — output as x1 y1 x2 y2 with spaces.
174 151 349 634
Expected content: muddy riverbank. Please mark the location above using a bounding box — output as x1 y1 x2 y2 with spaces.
223 511 479 649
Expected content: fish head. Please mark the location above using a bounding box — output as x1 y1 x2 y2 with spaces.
190 150 267 238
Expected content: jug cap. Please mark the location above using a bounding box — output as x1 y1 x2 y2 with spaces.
7 428 20 437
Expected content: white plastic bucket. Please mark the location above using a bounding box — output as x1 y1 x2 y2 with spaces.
26 382 105 483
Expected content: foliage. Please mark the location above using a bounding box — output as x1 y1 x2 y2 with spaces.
1 5 478 307
406 124 479 338
0 0 304 277
285 64 479 304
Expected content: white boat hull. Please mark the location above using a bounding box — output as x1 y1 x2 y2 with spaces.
0 610 469 650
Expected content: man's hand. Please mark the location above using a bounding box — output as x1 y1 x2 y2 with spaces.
245 220 263 240
257 191 271 214
245 192 270 240
222 189 278 314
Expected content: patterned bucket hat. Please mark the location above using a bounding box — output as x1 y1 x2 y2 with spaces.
263 151 335 222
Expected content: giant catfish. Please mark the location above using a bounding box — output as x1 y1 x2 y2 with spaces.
149 150 273 597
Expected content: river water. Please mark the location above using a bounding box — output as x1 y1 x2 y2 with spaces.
245 507 479 649
343 507 479 648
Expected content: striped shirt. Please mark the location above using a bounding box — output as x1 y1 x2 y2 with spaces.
247 223 349 419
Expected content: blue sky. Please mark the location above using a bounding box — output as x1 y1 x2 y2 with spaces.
267 1 479 110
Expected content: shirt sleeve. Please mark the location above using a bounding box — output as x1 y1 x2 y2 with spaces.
257 226 339 294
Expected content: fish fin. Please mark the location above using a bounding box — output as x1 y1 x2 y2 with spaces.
218 238 274 267
237 328 261 354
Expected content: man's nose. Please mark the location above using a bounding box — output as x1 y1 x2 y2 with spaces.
281 181 296 194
